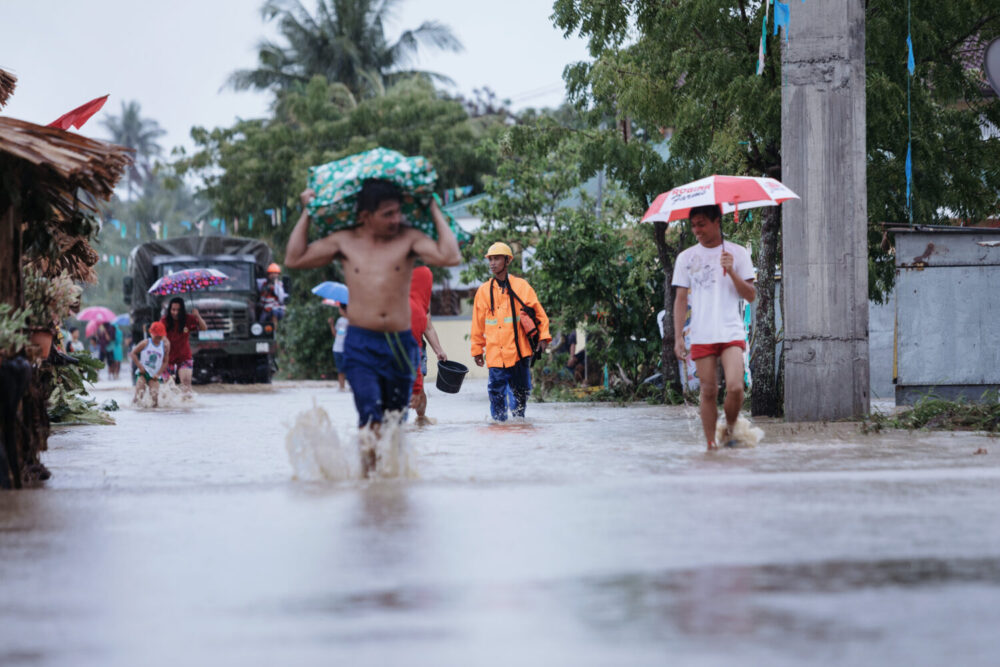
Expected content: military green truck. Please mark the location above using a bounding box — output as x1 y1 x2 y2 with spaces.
124 236 286 384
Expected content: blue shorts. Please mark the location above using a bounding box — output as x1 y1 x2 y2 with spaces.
341 326 418 426
333 351 345 370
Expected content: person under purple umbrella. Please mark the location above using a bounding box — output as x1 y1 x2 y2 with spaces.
159 297 207 396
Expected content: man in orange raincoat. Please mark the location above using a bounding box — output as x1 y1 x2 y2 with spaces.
471 242 551 421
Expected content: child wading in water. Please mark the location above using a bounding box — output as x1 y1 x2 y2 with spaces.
130 322 171 407
672 204 756 450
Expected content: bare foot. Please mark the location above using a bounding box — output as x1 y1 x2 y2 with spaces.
361 444 377 478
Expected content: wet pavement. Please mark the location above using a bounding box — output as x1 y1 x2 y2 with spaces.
1 378 998 666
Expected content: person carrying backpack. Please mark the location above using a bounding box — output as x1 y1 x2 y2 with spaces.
470 242 551 422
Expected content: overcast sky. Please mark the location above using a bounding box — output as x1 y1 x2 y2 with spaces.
1 0 590 154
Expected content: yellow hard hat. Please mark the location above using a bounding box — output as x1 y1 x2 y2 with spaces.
484 242 513 258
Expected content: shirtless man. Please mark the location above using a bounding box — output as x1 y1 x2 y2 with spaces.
284 179 461 473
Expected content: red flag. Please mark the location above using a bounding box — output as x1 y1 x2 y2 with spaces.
47 94 109 130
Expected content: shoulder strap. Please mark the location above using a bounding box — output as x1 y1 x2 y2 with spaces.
508 286 525 362
506 276 526 307
507 278 536 319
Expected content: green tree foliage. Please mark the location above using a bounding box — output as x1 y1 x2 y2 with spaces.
172 76 502 254
467 130 665 396
551 0 1000 288
542 0 1000 414
276 300 338 380
867 3 1000 227
101 100 167 199
227 0 463 100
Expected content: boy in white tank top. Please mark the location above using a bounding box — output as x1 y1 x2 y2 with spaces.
130 321 171 407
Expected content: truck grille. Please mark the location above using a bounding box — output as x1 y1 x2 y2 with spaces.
199 309 249 337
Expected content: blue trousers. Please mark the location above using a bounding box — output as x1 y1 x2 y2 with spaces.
488 359 532 421
341 326 418 426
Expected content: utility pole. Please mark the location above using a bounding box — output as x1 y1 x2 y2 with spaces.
781 1 870 421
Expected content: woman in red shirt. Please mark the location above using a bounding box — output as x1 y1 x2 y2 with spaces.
160 297 207 395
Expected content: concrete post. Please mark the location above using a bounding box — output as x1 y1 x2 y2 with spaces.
781 0 870 421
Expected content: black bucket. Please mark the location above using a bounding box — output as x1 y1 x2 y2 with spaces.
435 360 469 394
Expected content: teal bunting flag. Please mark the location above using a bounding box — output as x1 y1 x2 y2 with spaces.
773 2 789 40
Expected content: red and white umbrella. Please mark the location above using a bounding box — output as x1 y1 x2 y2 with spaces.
642 175 799 224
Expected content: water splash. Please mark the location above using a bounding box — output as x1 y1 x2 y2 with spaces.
285 400 353 481
132 377 196 409
361 411 419 480
716 415 765 448
284 404 417 481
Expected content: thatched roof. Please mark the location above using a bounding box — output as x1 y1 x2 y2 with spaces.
0 116 132 205
0 116 132 282
0 68 15 108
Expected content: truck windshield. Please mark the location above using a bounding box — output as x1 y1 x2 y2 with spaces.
158 262 254 292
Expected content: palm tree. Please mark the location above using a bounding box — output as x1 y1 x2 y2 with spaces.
227 0 463 100
102 101 166 199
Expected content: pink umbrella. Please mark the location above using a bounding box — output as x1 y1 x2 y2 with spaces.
85 319 110 338
77 306 116 323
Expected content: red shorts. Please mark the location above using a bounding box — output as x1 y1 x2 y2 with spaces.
690 340 746 361
170 359 195 373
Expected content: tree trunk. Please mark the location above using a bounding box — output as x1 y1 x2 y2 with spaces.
750 206 782 416
653 221 682 397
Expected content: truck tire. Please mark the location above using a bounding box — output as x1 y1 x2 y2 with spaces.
254 354 273 384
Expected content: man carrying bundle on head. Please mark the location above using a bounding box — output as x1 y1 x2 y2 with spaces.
285 178 461 476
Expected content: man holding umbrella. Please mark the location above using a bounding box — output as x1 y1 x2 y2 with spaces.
672 204 756 450
645 174 797 449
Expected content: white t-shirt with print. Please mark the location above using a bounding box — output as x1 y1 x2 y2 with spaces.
671 242 754 345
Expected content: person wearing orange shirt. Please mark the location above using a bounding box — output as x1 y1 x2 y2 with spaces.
471 242 551 421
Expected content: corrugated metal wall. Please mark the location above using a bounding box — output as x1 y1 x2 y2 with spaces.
894 227 1000 404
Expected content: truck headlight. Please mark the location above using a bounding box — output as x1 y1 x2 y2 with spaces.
251 323 263 336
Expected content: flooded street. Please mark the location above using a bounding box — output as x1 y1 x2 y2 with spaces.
2 379 999 666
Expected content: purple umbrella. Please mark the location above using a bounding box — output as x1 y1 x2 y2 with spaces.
148 268 229 296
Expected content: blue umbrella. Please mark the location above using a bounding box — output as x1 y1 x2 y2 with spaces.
311 281 349 304
113 313 130 327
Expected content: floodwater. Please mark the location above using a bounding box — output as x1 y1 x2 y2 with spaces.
1 377 999 666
